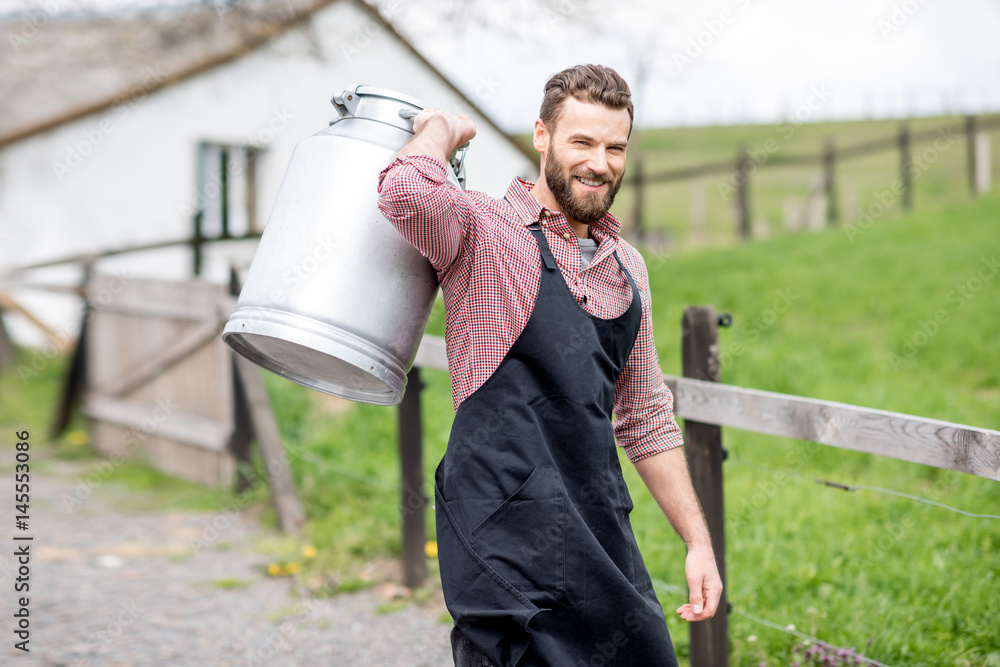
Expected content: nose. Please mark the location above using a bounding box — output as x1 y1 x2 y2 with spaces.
586 149 609 175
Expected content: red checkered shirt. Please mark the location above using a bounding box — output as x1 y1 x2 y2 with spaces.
377 155 683 462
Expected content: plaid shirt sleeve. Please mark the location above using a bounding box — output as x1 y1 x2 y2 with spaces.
376 155 475 274
614 249 685 462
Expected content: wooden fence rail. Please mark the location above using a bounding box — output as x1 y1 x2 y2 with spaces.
403 305 1000 665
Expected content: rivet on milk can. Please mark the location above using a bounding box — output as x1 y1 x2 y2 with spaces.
223 85 468 405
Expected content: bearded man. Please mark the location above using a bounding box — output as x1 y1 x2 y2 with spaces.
377 64 722 667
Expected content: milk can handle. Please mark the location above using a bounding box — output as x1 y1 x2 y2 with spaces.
398 108 469 190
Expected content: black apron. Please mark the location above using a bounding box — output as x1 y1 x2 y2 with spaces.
434 221 678 667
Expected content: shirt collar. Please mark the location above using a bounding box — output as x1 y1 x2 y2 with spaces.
505 177 623 239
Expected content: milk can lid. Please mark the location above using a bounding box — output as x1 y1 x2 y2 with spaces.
331 84 428 129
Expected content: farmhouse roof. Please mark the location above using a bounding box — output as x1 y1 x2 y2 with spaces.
0 0 536 164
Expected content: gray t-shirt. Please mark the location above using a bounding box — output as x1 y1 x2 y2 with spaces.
579 237 598 271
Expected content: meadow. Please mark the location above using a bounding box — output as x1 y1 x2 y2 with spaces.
2 113 999 666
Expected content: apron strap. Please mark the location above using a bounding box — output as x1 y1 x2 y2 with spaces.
527 224 558 271
612 250 639 294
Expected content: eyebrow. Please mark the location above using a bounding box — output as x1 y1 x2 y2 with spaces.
566 133 628 150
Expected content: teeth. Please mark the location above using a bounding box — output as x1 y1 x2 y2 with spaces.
576 177 603 187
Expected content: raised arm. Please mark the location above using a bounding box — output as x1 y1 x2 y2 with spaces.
377 111 479 273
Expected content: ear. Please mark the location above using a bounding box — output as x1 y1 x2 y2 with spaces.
532 118 548 154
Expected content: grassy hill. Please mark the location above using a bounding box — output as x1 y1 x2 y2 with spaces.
517 113 1000 251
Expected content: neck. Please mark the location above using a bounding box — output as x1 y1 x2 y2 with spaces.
530 177 591 239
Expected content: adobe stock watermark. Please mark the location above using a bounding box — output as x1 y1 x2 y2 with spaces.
717 288 800 372
877 0 931 40
51 66 166 183
7 0 72 51
717 85 833 201
727 440 823 549
574 604 652 667
849 473 962 575
178 108 293 222
17 270 130 384
245 107 294 146
61 397 179 513
540 0 584 32
886 255 998 371
245 600 318 666
262 235 341 305
340 0 407 62
672 0 753 73
845 126 959 243
189 440 309 554
70 601 144 667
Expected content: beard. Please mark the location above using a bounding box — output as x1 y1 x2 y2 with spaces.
545 152 625 226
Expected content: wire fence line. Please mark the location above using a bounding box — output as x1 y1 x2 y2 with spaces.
725 452 1000 521
650 579 895 667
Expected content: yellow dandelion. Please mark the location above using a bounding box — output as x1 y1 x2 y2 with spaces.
302 545 317 559
66 430 90 446
425 541 438 558
267 563 282 576
284 562 302 574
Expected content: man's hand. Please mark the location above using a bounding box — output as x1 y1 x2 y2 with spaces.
633 448 724 623
675 544 723 622
396 109 477 163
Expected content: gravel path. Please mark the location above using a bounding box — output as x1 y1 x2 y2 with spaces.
1 459 453 666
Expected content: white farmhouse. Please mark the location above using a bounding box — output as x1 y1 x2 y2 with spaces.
0 0 537 346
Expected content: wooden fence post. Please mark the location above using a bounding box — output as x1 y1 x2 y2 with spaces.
735 146 750 241
899 123 913 210
682 305 729 667
823 138 838 226
399 367 427 589
0 307 14 373
965 115 978 196
233 355 306 534
192 210 205 277
630 154 645 241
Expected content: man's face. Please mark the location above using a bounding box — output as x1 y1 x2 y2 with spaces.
536 96 631 225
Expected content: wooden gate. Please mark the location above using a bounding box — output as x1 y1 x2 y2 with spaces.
83 275 237 486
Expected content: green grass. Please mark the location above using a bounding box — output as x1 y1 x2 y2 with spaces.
630 187 1000 666
2 117 998 665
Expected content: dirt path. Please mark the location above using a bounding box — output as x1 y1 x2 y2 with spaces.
1 459 452 666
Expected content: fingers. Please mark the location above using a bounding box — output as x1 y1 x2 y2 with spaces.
411 110 477 152
686 568 705 616
702 577 723 618
677 556 724 622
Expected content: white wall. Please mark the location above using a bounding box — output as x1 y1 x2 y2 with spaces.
0 0 536 345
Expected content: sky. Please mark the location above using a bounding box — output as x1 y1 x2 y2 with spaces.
3 0 1000 130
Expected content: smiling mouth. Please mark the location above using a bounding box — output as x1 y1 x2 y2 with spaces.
575 176 606 188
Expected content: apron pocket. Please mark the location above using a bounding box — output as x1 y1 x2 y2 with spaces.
469 467 567 592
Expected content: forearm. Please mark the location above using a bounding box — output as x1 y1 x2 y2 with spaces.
633 447 713 552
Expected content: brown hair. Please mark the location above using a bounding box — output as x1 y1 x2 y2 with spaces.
539 64 634 136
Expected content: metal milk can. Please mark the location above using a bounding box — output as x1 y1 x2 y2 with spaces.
223 85 466 405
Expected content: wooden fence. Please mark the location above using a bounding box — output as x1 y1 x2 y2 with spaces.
399 305 1000 665
1 232 308 534
627 113 1000 242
